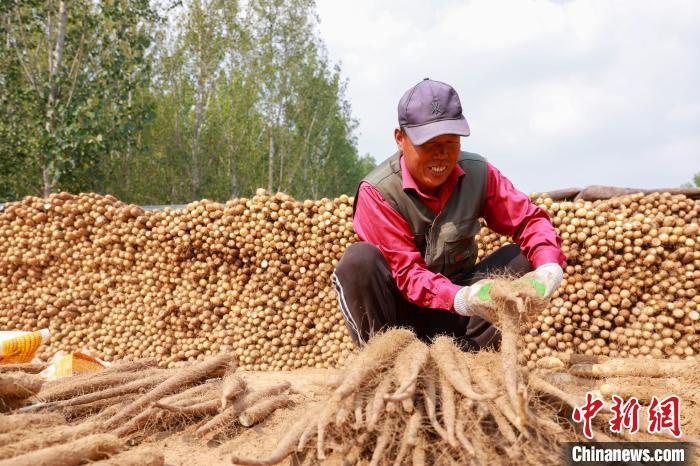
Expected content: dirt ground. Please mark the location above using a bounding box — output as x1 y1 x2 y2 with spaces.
155 368 337 466
3 336 698 466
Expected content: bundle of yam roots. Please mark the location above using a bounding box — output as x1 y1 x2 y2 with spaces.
0 189 697 370
1 280 697 465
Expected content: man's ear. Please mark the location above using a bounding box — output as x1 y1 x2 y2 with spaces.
394 128 404 153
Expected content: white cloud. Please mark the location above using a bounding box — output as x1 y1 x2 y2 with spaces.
316 0 700 193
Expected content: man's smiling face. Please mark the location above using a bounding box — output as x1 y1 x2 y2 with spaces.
395 129 460 194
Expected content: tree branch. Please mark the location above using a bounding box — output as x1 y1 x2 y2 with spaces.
11 4 41 95
51 1 66 77
64 33 85 110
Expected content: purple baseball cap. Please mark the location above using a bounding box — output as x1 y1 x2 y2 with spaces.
398 78 470 145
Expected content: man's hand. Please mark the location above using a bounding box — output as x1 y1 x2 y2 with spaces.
453 279 495 316
512 263 563 299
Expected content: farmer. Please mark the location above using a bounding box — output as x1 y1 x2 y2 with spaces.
332 78 566 351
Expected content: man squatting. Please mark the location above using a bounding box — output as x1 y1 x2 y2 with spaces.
332 78 567 351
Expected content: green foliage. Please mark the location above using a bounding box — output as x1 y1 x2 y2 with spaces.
0 0 158 201
0 0 374 204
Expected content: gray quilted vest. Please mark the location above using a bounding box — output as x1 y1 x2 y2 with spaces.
356 151 488 277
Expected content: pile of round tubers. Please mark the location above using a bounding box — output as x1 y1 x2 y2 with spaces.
480 191 699 365
0 190 697 369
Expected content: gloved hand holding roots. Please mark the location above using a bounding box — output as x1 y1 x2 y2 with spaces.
453 262 563 320
452 271 557 428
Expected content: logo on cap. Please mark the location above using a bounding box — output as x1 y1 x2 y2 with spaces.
430 96 442 115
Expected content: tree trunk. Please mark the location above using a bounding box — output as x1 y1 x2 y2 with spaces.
227 119 246 199
302 145 315 198
124 88 133 193
190 0 206 201
297 109 317 195
41 164 52 198
229 130 239 199
278 140 285 192
230 155 237 198
191 77 204 201
42 0 67 197
267 129 274 192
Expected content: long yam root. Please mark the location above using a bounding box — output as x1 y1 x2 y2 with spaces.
438 372 457 447
239 394 290 427
368 416 393 466
367 377 392 431
0 412 64 435
197 381 290 436
0 372 43 399
455 417 476 458
39 365 161 402
342 432 369 466
111 407 161 438
49 371 170 409
230 416 308 466
385 340 429 401
571 358 696 378
0 433 121 466
528 374 584 410
486 401 517 444
155 399 218 416
412 438 426 466
393 410 422 466
92 359 158 375
430 337 495 401
86 403 124 425
160 380 220 407
58 394 133 421
529 407 567 437
116 401 218 438
0 422 99 460
422 377 456 448
316 403 336 460
221 374 246 410
471 365 527 437
103 352 232 429
494 295 526 429
557 353 608 366
334 394 353 427
535 356 565 370
0 363 46 374
352 395 364 430
88 446 164 466
335 329 414 399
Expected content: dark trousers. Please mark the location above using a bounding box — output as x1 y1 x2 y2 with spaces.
332 242 532 351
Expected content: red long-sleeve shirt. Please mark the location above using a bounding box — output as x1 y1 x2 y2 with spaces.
353 155 566 311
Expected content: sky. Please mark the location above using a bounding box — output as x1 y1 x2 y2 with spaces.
315 0 700 194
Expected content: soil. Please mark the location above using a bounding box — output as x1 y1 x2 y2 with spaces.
2 342 698 466
156 368 336 466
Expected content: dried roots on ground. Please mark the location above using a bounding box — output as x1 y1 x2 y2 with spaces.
0 351 295 465
0 278 698 465
229 279 700 466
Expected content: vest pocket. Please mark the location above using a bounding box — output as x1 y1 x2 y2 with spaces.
441 218 481 266
443 238 477 265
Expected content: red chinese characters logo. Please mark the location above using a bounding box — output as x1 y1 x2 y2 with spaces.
609 395 641 434
572 393 682 439
648 395 681 438
572 393 605 439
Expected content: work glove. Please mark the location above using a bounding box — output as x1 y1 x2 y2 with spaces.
512 263 563 299
453 279 495 317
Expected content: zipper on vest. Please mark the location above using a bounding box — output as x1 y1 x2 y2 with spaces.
425 208 446 268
